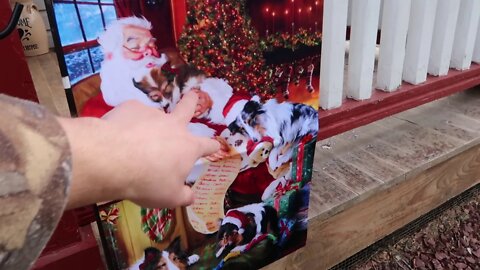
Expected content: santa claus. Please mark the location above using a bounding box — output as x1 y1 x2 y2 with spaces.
97 16 168 108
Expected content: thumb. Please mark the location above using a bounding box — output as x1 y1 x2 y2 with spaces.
196 137 221 157
177 186 195 207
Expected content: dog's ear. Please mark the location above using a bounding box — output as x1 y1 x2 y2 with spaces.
176 64 205 90
132 78 149 94
166 236 182 253
228 121 241 135
242 100 265 120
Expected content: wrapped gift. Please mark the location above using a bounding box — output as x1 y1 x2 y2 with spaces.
291 136 317 187
265 182 300 218
278 218 296 247
140 208 175 243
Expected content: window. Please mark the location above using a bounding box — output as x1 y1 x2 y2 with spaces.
53 0 117 84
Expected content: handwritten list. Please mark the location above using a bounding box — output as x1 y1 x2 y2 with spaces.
186 154 241 234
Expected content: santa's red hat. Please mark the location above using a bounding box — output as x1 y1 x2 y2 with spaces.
222 210 250 234
222 94 262 126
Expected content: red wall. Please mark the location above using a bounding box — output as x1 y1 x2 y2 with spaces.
0 0 38 102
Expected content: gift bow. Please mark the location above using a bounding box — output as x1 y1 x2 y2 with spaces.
100 207 119 225
274 181 299 196
272 182 299 211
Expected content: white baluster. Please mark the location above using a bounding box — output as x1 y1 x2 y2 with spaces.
428 0 461 76
474 18 480 64
320 0 349 109
450 0 480 70
347 0 382 100
403 0 438 85
376 0 411 91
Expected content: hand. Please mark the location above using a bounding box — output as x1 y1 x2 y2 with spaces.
205 136 230 162
61 91 220 209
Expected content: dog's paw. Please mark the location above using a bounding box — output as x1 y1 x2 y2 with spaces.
187 254 200 265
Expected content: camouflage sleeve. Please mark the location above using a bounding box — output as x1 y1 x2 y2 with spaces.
0 94 72 270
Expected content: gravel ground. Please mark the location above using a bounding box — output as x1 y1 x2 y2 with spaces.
352 189 480 270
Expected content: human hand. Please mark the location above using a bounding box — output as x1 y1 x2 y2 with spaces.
205 136 230 162
62 91 220 209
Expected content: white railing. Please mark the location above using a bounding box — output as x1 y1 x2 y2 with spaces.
320 0 480 110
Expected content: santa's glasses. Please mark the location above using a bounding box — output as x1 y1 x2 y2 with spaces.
123 37 157 53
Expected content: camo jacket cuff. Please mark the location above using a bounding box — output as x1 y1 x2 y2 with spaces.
0 94 72 270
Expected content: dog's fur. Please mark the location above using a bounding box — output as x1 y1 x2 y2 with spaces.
216 203 278 258
131 237 199 270
228 98 318 146
228 98 318 172
133 64 206 112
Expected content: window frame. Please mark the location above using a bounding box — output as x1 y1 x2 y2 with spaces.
53 0 116 80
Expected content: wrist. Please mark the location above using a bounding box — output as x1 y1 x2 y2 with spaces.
58 117 127 208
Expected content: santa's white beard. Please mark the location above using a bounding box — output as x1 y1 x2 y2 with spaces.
99 52 167 108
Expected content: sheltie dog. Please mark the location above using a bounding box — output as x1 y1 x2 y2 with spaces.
132 237 199 270
133 64 205 112
216 203 279 258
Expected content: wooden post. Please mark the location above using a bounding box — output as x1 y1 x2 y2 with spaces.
450 0 480 70
320 0 349 109
376 0 411 91
428 0 461 76
347 0 381 100
403 0 438 85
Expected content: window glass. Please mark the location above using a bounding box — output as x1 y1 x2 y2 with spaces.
65 50 93 83
78 4 104 40
89 46 104 72
102 5 117 27
53 3 84 45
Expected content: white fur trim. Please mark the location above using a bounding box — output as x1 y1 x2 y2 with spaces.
222 216 243 231
199 78 233 124
224 99 248 126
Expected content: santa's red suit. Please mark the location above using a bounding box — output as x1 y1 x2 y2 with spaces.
80 64 275 202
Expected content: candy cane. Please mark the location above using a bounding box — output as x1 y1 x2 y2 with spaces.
294 65 304 86
306 63 315 93
284 65 293 99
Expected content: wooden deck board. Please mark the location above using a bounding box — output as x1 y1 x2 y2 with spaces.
395 107 480 142
309 170 357 219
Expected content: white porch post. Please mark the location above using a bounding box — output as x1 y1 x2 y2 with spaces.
320 0 349 110
403 0 438 85
450 0 480 70
376 0 411 91
428 0 461 76
347 0 381 100
474 18 480 64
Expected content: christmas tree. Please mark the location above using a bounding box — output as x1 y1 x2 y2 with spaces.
178 0 274 97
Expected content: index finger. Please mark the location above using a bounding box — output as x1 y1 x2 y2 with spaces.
172 91 198 124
